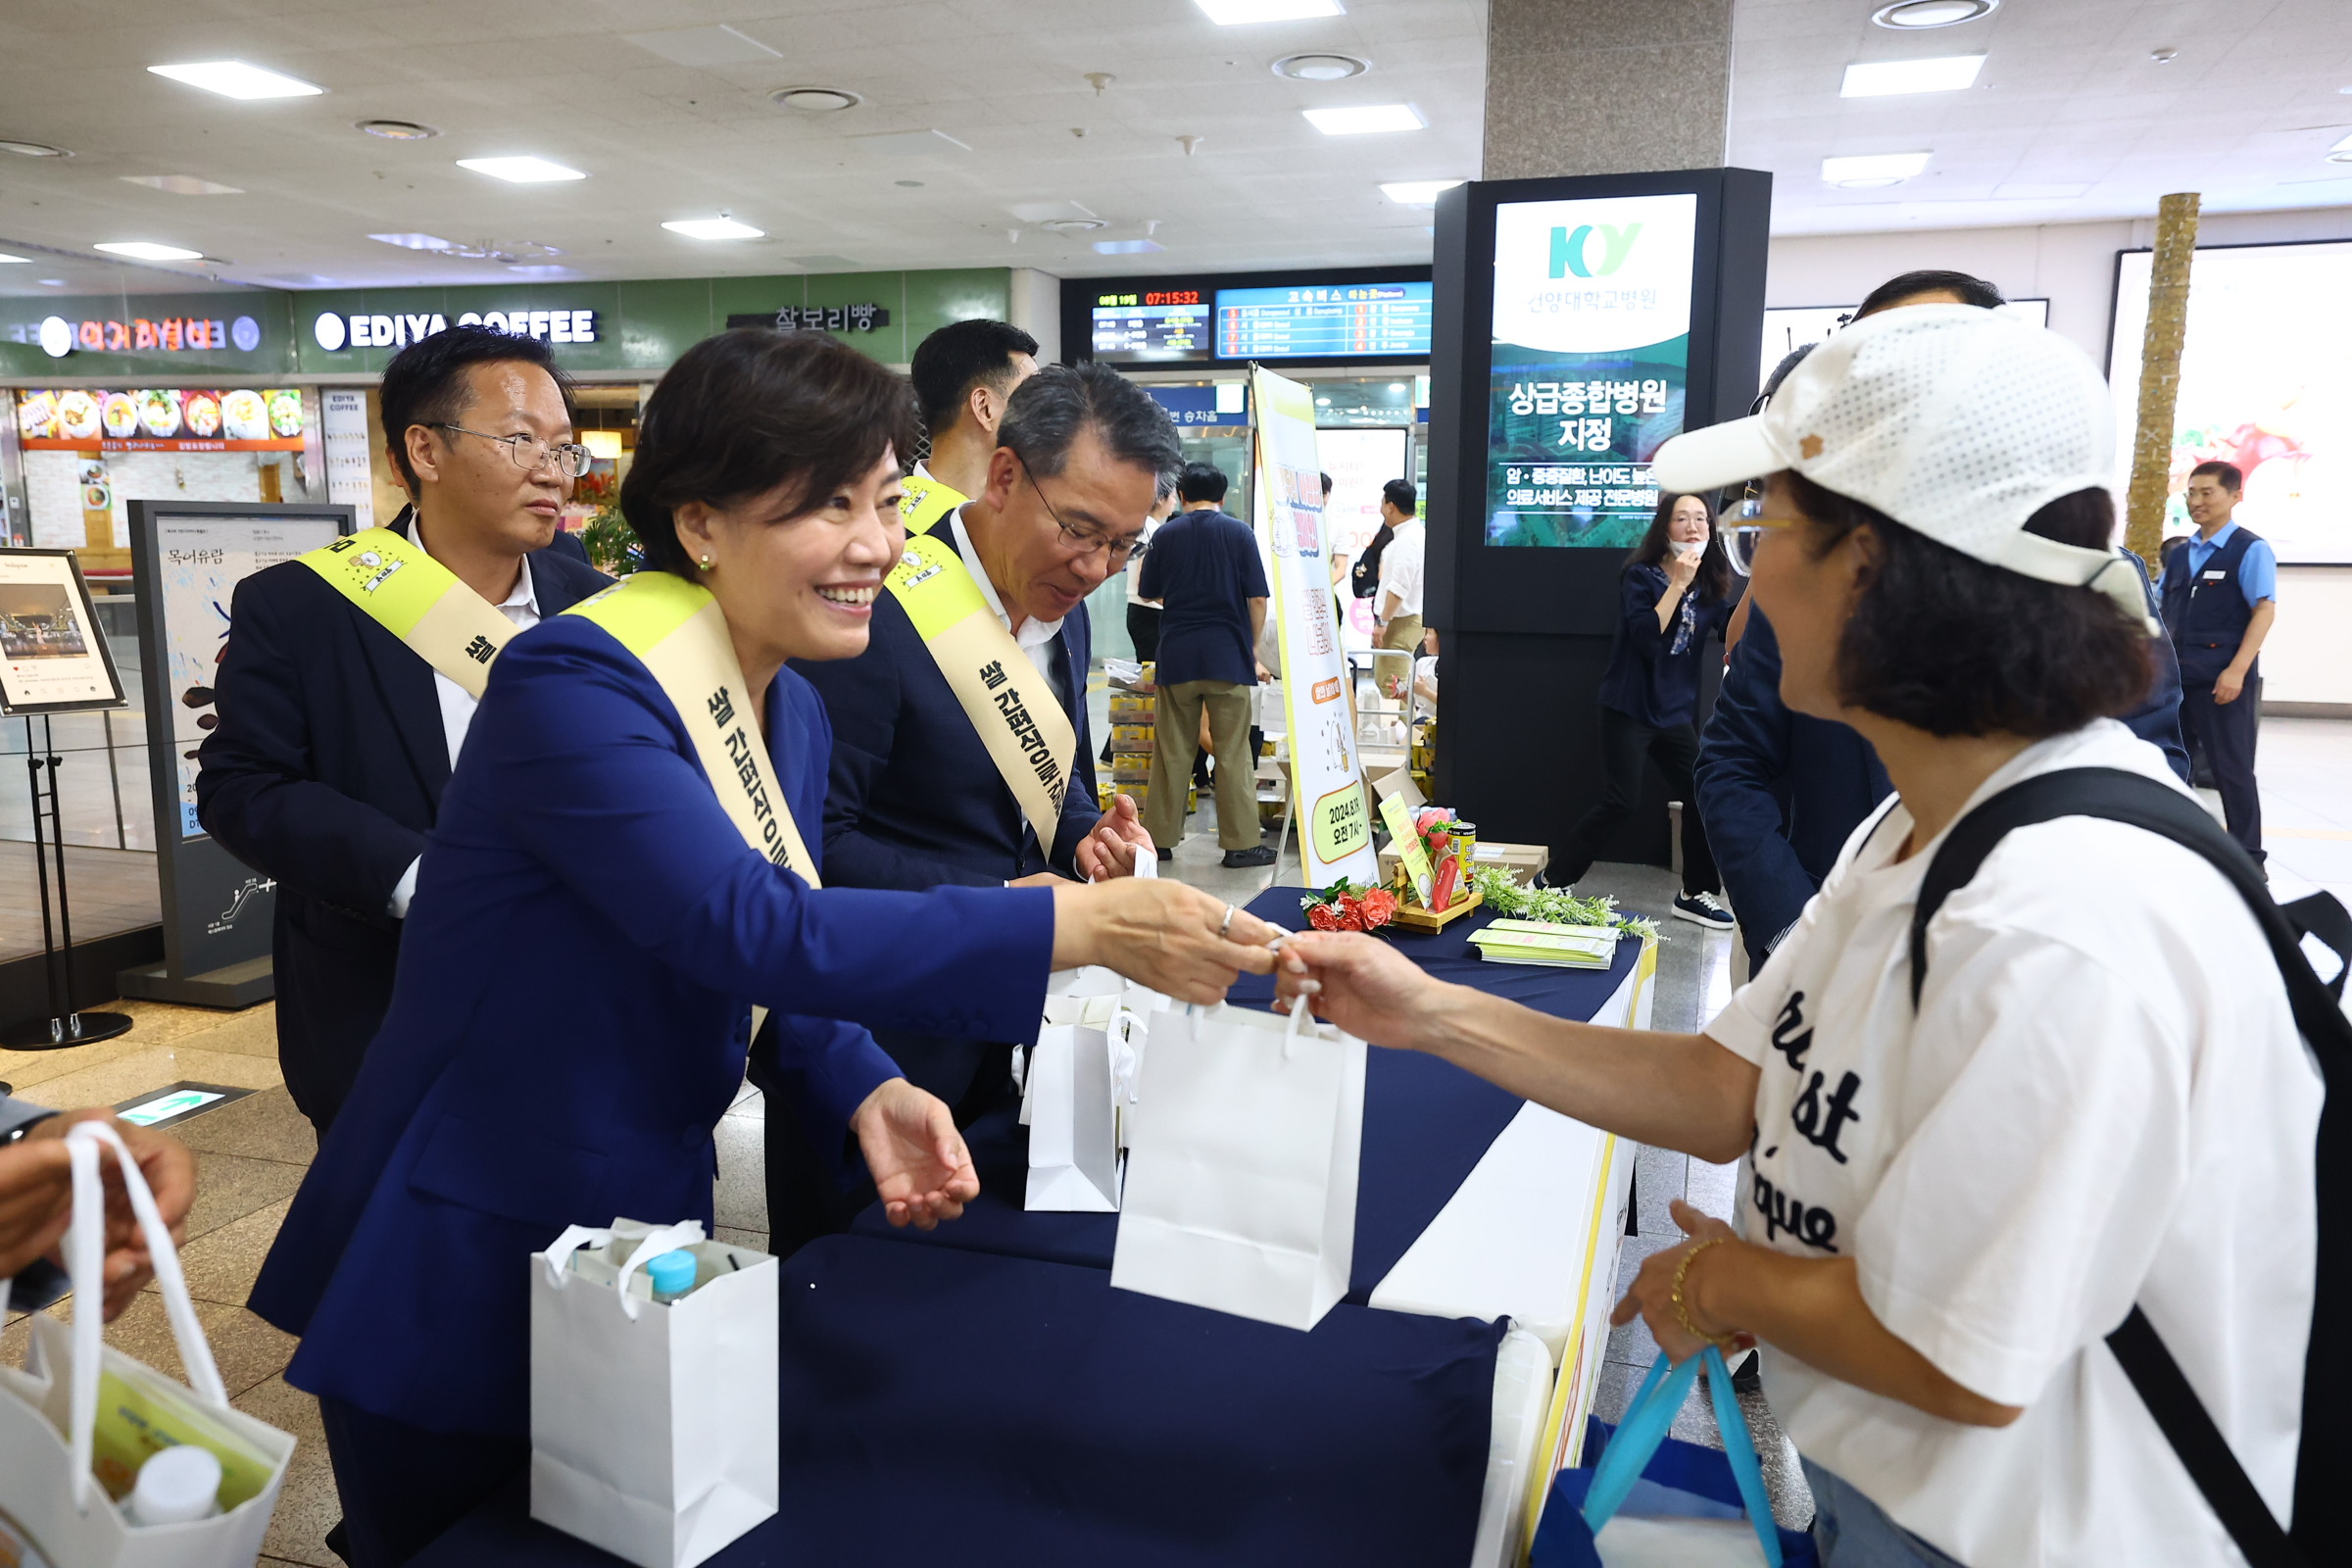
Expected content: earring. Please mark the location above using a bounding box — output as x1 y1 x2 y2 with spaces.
699 554 713 570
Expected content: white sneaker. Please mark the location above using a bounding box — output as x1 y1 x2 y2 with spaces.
1673 891 1735 929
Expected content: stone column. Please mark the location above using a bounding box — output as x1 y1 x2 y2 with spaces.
2125 193 2200 567
1482 0 1734 180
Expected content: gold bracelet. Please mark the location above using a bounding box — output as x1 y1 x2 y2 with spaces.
1670 1237 1739 1351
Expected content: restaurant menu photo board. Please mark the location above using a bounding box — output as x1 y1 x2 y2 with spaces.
0 548 125 714
17 387 305 452
1215 281 1434 361
2110 238 2352 564
1484 192 1697 548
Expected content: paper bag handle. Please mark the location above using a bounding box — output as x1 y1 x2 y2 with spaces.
538 1224 616 1289
65 1119 228 1511
606 1220 705 1321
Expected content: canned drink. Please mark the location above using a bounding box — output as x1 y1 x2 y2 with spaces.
1450 820 1477 877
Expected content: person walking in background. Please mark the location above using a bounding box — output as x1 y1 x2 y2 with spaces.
1372 479 1426 699
1140 462 1273 868
2162 460 2276 863
1552 492 1739 929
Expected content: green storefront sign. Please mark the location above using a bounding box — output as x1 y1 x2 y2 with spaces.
0 289 297 380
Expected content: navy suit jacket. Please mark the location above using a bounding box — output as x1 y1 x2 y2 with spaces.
250 612 1055 1437
1696 600 2189 971
195 542 611 1128
792 516 1102 891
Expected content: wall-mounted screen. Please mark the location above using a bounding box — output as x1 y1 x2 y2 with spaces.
2111 239 2352 564
1090 289 1211 362
1760 299 2048 394
1483 192 1697 548
1214 281 1433 360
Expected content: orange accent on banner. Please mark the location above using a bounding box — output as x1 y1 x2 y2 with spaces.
1311 676 1342 704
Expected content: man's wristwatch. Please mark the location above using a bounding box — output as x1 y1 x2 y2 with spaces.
2 1111 59 1146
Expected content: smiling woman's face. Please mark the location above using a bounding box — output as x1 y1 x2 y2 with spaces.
676 448 906 666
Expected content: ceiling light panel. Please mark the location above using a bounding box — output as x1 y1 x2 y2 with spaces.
94 241 204 261
1381 179 1464 204
1821 152 1932 183
0 253 31 264
456 156 586 182
369 232 456 251
148 61 323 99
1840 56 1984 96
1196 0 1344 24
1303 104 1424 135
121 174 245 195
662 217 765 239
0 140 70 158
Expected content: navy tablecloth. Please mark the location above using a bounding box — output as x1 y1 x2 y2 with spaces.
413 1237 1505 1568
847 885 1643 1298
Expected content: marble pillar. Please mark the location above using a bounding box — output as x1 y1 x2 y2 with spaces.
1482 0 1734 179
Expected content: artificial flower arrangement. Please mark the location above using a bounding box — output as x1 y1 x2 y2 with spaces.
1299 878 1399 932
1466 866 1663 940
1388 806 1474 911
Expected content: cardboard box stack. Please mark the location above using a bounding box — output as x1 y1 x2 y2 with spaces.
1098 660 1195 817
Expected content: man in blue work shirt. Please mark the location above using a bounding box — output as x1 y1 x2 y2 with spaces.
2161 459 2278 862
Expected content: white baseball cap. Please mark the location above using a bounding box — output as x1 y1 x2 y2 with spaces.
1652 304 2153 627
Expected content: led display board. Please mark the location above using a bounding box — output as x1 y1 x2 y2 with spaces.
1090 288 1210 362
1214 281 1434 360
1064 266 1433 369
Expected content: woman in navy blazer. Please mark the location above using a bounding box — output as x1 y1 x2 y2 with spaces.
251 329 1276 1567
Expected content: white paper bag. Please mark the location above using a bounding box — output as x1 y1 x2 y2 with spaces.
530 1218 778 1568
0 1122 294 1568
1111 998 1366 1331
1024 1024 1122 1211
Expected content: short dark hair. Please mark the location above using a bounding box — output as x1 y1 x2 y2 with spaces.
1319 471 1335 497
2188 460 2243 493
621 328 919 578
1854 270 2006 318
998 363 1181 486
378 324 572 492
1382 478 1417 514
1787 470 2149 738
1176 462 1227 505
908 318 1038 436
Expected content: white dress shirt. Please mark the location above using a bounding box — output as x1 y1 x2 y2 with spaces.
386 524 541 918
950 505 1061 686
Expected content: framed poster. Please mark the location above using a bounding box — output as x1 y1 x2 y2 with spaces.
0 548 126 715
126 501 354 1003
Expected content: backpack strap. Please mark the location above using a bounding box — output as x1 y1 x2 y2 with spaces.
1907 765 2347 1568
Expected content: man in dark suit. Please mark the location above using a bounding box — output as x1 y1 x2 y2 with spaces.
782 363 1177 1249
197 326 610 1133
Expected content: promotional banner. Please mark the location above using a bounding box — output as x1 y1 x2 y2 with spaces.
1483 192 1697 549
1250 367 1378 887
17 387 305 452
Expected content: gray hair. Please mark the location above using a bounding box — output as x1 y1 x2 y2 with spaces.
998 363 1181 486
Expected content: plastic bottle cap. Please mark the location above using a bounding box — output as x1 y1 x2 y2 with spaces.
127 1444 221 1527
644 1250 697 1298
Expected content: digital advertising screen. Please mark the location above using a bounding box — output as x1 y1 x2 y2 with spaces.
1090 289 1210 362
1214 281 1434 360
2110 239 2352 564
1483 192 1697 548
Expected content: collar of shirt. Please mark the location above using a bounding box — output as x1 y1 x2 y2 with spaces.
407 514 541 623
2187 519 2239 567
950 504 1062 664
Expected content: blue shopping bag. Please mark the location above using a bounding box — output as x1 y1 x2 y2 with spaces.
1530 1348 1817 1568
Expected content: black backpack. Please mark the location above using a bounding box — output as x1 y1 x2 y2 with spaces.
1350 522 1394 599
1908 767 2346 1567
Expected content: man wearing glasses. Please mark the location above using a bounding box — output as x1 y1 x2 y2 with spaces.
198 326 610 1133
779 364 1175 1249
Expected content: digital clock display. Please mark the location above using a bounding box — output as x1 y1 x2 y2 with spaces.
1091 294 1210 362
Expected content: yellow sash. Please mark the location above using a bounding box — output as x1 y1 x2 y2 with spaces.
884 523 1076 838
298 527 520 698
897 471 966 536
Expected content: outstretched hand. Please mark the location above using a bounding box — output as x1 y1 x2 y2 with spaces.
1272 928 1452 1051
851 1080 980 1231
1051 879 1279 1003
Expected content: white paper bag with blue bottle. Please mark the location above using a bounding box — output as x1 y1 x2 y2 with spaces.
530 1218 778 1568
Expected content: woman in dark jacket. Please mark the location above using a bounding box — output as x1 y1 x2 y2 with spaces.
1551 491 1739 926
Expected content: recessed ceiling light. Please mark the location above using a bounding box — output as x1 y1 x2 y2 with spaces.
1273 52 1368 81
369 232 456 251
662 216 765 240
1196 0 1344 23
1871 0 1997 28
0 139 70 158
771 86 861 112
1095 239 1165 254
1380 178 1465 205
456 156 586 182
1822 152 1932 184
0 253 30 264
358 119 438 140
147 61 323 99
121 173 245 195
94 241 205 261
1042 218 1108 233
39 278 65 286
1840 55 1984 96
1303 103 1424 135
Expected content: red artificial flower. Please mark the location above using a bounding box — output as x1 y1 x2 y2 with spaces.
1334 895 1368 931
1306 904 1342 931
1357 887 1397 926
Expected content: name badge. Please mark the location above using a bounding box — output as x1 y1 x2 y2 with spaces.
2203 569 2229 581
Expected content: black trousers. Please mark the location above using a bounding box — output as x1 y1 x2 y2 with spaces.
1553 707 1719 896
318 1396 526 1567
2179 672 2264 861
1126 603 1161 664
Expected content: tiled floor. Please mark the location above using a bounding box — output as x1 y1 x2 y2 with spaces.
7 715 2345 1559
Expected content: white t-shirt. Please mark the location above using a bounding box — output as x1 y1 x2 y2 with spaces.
1378 517 1425 618
1706 719 2318 1567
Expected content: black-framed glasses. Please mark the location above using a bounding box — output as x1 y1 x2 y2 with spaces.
1020 462 1148 568
433 422 592 478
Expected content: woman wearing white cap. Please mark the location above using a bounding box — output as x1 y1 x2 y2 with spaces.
1274 306 2325 1565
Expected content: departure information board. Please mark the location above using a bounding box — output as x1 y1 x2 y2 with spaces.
1090 290 1210 362
1215 281 1433 360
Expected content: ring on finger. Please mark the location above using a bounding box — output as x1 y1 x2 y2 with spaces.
1219 904 1237 939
